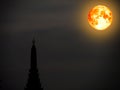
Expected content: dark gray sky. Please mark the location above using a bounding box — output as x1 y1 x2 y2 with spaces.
0 0 120 90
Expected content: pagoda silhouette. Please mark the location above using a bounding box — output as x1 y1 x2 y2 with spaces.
25 39 43 90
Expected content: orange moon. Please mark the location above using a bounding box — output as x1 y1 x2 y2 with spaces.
88 5 113 30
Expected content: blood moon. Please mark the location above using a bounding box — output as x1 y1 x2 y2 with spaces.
88 5 113 30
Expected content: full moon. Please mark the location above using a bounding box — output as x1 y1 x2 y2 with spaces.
88 5 113 30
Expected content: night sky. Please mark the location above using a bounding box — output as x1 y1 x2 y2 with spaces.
0 0 120 90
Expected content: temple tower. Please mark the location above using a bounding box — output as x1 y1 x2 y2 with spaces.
25 39 43 90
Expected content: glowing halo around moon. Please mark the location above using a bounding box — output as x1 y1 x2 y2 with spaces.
88 5 113 30
74 0 119 42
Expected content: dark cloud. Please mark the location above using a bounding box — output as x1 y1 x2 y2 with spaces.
1 0 80 32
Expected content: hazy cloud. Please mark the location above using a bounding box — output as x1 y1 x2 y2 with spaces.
2 0 80 32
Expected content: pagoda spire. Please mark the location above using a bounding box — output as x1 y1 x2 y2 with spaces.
25 39 43 90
